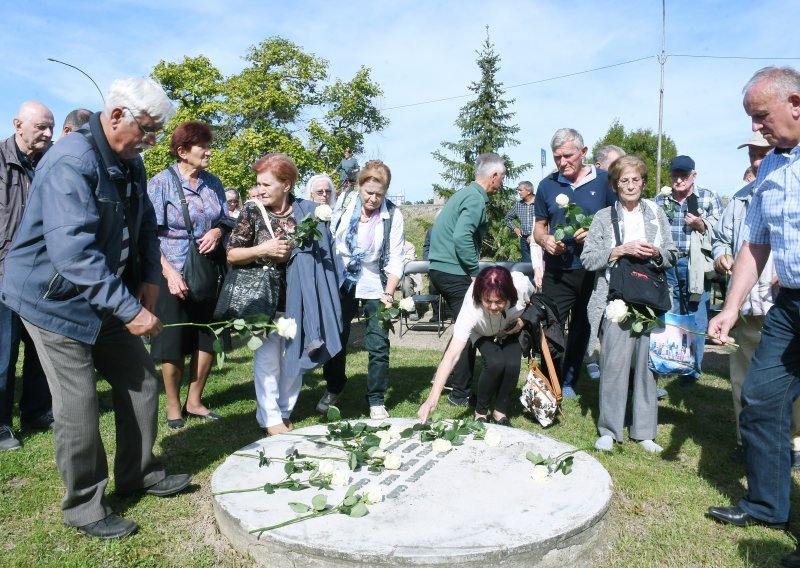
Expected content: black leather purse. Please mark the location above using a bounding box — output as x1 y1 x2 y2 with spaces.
607 205 672 314
169 168 223 303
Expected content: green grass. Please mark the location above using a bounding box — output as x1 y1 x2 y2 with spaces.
2 341 800 566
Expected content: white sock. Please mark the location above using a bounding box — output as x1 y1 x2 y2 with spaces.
595 435 614 451
638 439 663 453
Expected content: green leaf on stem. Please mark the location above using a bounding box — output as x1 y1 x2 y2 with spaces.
311 494 328 512
553 228 565 242
212 339 223 353
327 406 342 422
263 483 275 494
289 502 310 514
348 452 358 471
345 485 358 499
233 318 246 330
349 503 369 518
247 335 263 350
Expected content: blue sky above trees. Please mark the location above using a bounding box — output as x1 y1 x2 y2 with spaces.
1 0 794 200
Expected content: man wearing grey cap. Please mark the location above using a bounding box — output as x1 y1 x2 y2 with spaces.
655 155 722 379
711 133 797 463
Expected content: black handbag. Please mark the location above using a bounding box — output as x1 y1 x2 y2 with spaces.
607 205 672 314
213 199 282 321
168 168 223 303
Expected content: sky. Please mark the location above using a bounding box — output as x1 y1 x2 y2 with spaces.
1 0 797 202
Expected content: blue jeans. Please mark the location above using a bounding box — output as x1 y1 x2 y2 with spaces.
665 256 710 374
0 301 51 427
519 236 531 263
323 291 389 406
738 288 800 523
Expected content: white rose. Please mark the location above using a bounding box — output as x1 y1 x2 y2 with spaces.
315 204 333 222
432 438 453 454
331 469 350 487
376 430 392 442
275 317 297 340
387 424 404 440
605 299 629 324
317 460 337 476
398 296 416 313
364 485 384 504
379 437 393 450
484 429 502 447
384 453 402 470
659 186 673 197
555 194 570 209
530 464 550 481
371 448 388 459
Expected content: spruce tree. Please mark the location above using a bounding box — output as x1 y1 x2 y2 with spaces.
432 28 531 260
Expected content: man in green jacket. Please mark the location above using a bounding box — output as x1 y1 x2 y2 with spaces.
428 153 506 406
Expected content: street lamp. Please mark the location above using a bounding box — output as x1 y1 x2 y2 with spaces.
47 58 105 103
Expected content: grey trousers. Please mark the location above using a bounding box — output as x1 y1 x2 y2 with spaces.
598 318 658 442
24 318 165 526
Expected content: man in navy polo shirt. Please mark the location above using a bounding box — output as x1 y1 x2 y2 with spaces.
533 128 616 398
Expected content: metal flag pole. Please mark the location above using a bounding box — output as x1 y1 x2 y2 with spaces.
655 0 666 192
47 58 105 103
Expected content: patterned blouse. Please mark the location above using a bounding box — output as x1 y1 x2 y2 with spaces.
147 164 227 272
227 199 298 310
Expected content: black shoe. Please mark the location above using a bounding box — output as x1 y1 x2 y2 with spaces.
21 410 54 432
793 451 800 469
492 416 511 427
118 474 192 498
145 474 192 496
0 425 21 451
782 546 800 568
77 514 138 539
429 315 439 323
707 505 787 529
447 394 470 407
182 407 221 421
166 418 185 430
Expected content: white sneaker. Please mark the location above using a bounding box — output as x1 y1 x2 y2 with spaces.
587 362 601 380
369 405 390 420
638 439 663 453
316 391 342 414
594 435 614 451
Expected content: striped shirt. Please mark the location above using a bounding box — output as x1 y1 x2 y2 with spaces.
744 146 800 288
655 186 721 253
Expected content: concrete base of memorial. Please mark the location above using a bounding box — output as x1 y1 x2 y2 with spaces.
211 418 612 567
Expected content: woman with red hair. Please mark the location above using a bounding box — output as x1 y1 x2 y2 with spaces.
418 266 534 425
227 153 342 435
148 120 232 429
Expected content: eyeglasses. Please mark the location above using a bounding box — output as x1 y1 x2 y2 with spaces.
124 108 163 143
314 189 332 196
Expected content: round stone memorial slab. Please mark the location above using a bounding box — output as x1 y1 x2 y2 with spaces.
212 418 612 567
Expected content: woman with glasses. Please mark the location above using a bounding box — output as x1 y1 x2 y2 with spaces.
318 160 404 420
147 121 233 429
304 174 336 207
581 155 676 453
418 266 533 425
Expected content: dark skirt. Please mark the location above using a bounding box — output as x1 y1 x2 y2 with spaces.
149 276 217 361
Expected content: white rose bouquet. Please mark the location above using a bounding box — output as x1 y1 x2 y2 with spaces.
372 295 418 333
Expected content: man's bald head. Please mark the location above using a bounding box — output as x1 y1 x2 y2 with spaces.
13 101 55 156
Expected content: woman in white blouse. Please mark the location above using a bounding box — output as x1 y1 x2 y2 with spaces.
580 155 676 453
418 266 534 425
319 160 405 420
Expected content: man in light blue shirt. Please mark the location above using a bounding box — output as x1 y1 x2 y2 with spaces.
707 68 800 565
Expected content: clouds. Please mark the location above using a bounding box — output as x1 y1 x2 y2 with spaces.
0 0 794 199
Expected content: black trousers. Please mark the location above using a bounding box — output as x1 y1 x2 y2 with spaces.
429 269 475 400
540 268 595 388
475 335 521 415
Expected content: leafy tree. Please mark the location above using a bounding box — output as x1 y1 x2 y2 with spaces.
591 119 678 198
144 37 388 194
431 28 531 260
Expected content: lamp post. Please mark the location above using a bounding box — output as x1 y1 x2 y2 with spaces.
47 58 105 103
